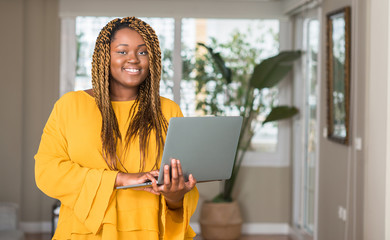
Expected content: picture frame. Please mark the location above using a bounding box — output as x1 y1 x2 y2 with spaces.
326 6 351 145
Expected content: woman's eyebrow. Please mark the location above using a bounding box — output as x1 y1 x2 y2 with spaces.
114 43 146 48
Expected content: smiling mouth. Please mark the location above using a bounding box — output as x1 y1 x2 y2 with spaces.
123 68 141 73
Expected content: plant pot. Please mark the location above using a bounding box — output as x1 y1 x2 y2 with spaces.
199 201 243 240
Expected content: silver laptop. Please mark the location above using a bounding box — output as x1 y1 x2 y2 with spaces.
116 116 243 189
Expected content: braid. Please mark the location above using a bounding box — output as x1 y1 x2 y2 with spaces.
92 17 168 171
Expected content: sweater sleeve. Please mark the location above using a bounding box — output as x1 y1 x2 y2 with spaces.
160 187 199 239
34 99 118 235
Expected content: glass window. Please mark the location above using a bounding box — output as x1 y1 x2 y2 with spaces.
303 18 319 234
75 17 115 91
180 18 280 152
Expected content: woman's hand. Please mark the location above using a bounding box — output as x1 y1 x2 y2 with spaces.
115 170 160 195
150 158 197 209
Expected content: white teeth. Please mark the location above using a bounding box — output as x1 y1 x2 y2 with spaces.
124 68 140 73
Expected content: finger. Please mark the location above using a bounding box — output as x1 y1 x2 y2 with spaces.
149 171 159 184
151 177 160 193
185 174 197 190
177 160 183 177
145 173 157 183
163 164 171 189
171 159 179 187
150 170 159 177
125 173 149 185
177 160 185 188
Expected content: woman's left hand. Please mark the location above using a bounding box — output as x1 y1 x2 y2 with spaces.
150 158 197 209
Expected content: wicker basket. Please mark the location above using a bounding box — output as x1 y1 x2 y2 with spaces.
199 201 243 240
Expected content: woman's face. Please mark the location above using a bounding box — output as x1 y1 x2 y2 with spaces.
109 28 150 97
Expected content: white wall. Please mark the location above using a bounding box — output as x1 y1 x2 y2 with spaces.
312 0 368 239
0 0 24 209
0 0 60 231
364 0 390 239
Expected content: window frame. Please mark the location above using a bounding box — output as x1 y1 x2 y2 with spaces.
291 7 321 239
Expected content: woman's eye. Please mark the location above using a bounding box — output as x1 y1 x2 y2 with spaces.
139 51 148 55
117 51 126 55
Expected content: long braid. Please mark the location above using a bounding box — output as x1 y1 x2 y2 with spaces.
92 17 168 171
129 20 166 170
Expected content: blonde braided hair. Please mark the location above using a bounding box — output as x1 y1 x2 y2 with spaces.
92 17 167 171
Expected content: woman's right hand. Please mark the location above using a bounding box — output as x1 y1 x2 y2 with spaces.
115 170 159 189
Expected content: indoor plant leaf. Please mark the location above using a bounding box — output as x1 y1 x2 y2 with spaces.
198 43 233 83
250 50 302 90
252 64 292 90
262 106 299 125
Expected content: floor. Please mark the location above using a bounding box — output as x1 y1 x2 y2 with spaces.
25 233 292 240
25 233 51 240
194 235 292 240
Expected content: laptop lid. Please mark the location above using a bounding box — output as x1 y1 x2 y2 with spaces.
116 116 242 189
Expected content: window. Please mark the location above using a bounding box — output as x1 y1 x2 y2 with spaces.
292 10 320 236
179 19 279 152
62 17 288 165
302 18 319 234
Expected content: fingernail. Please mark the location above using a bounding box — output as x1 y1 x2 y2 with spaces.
165 165 169 170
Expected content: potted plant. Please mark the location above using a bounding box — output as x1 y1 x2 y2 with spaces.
193 41 302 239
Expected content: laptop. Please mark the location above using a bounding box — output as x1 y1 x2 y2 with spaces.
116 116 243 189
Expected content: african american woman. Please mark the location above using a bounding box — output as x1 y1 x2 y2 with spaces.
35 17 199 240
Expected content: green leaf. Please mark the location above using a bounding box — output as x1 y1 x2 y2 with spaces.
197 42 232 84
250 50 302 90
196 101 205 111
260 65 293 88
262 106 299 125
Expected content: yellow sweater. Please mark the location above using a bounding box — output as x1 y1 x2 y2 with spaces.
35 91 199 240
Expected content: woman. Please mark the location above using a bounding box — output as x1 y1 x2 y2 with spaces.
35 17 198 239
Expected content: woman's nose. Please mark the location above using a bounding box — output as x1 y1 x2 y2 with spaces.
127 53 139 63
